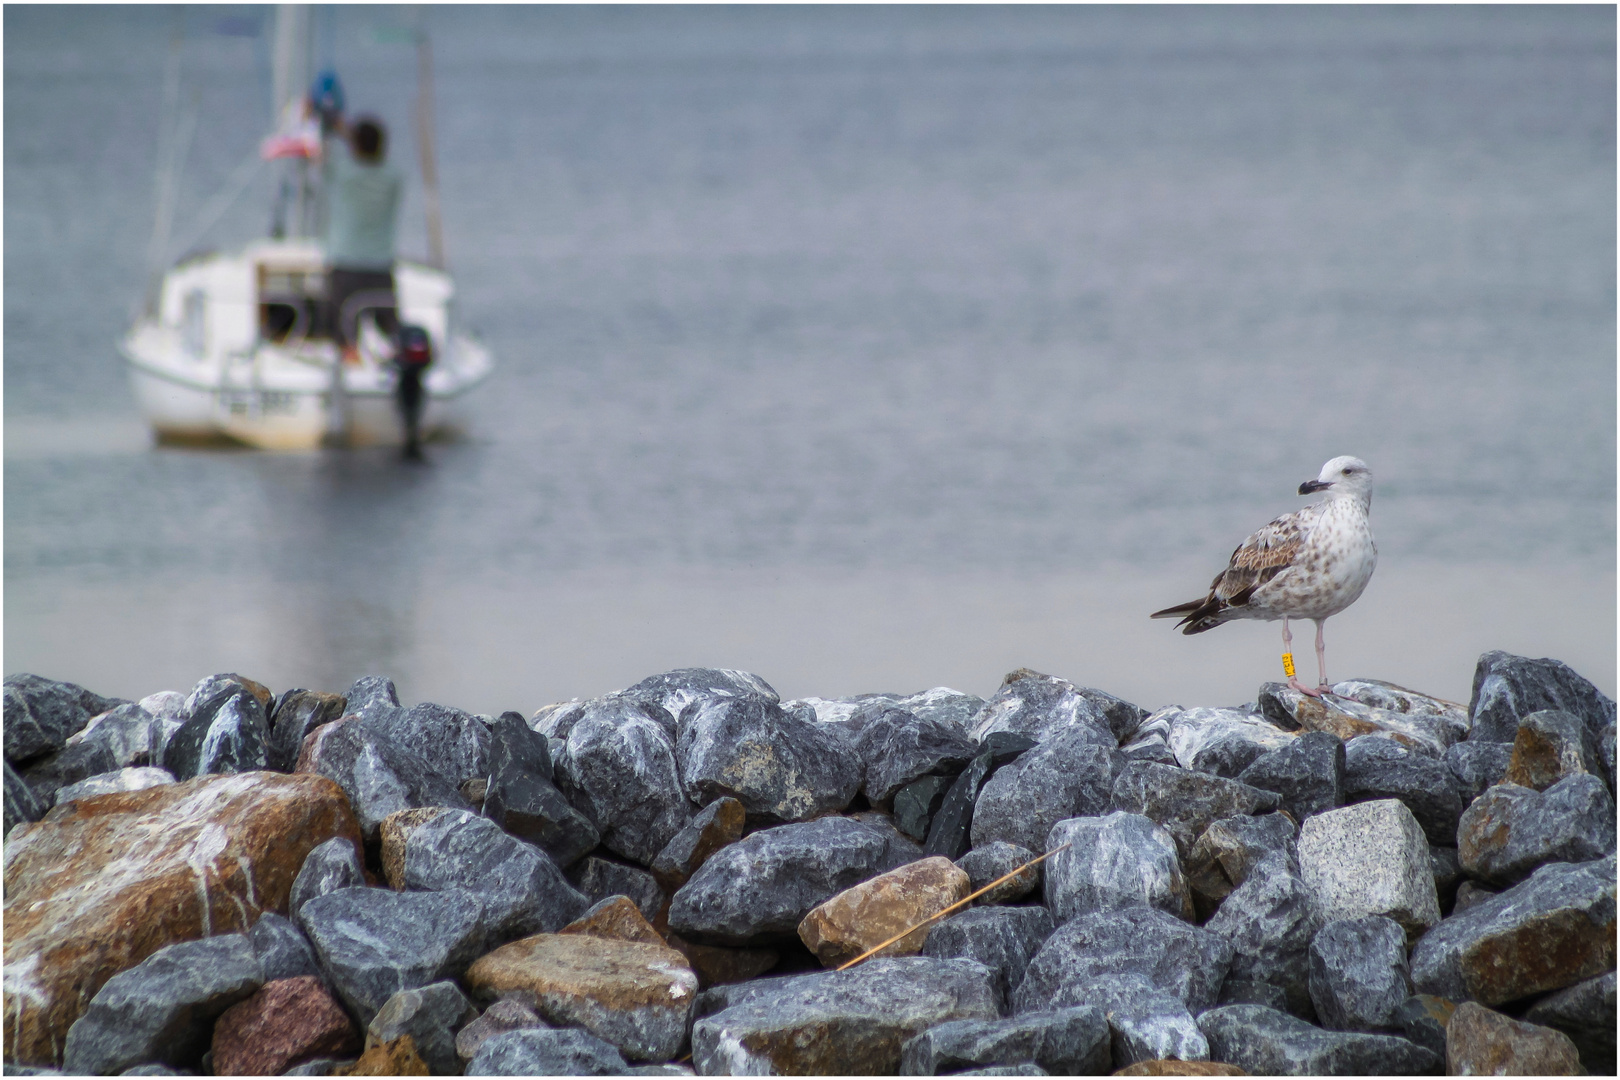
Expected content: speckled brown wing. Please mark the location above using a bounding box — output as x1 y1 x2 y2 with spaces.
1151 506 1315 633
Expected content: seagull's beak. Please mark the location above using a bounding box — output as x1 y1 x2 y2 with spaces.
1299 479 1332 495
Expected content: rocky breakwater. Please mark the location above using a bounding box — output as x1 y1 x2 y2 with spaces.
1 652 1614 1076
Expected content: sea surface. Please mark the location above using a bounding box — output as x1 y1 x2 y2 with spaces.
5 5 1615 714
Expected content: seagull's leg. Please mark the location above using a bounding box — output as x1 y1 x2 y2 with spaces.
1283 618 1322 697
1313 618 1331 694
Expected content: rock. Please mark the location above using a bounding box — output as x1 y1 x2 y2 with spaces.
295 887 489 1027
675 695 860 826
968 669 1118 744
464 1027 628 1076
52 766 175 805
1603 721 1617 792
1216 979 1289 1011
160 677 270 780
1110 762 1279 861
1458 776 1616 886
295 715 469 842
463 932 697 1062
19 737 119 806
1505 709 1607 791
1118 708 1180 768
380 808 454 889
971 722 1114 853
1088 977 1211 1067
3 757 45 836
1166 708 1296 779
897 687 993 732
690 957 1000 1075
1469 651 1616 744
1446 740 1515 808
855 702 979 806
552 700 693 865
453 1000 546 1066
370 701 491 790
338 1033 429 1075
267 692 348 773
1390 993 1454 1061
249 912 322 983
895 774 956 842
667 814 917 946
799 856 971 967
562 895 667 947
568 855 666 922
1014 906 1232 1015
1203 851 1319 1017
899 1007 1110 1075
1295 799 1440 937
1409 854 1616 1005
62 703 165 770
1235 731 1343 822
662 933 780 989
956 840 1041 905
401 809 590 944
1324 680 1471 736
1197 1004 1438 1074
482 712 599 869
1307 916 1410 1032
365 981 476 1076
1430 845 1463 911
1045 812 1192 923
1184 813 1298 917
1260 682 1462 756
1112 1062 1247 1076
283 1055 354 1075
922 734 1038 860
3 673 123 763
2 772 361 1067
649 796 745 893
1451 880 1497 914
60 934 264 1075
1341 736 1464 846
289 837 367 921
342 676 401 723
210 975 359 1077
1445 1000 1581 1075
921 905 1055 1003
620 667 779 722
1523 971 1616 1075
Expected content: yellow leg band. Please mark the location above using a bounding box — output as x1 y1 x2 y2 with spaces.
1282 652 1296 678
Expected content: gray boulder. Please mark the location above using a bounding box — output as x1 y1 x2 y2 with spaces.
62 703 164 770
161 677 270 780
61 934 263 1074
650 795 746 892
1086 977 1210 1066
1308 916 1411 1032
1343 736 1464 846
557 698 690 865
667 815 915 946
369 701 492 790
921 905 1055 1003
1110 761 1279 860
52 766 174 805
295 714 470 841
1410 854 1617 1005
690 957 1000 1075
1457 776 1616 887
854 702 978 805
455 999 548 1066
1296 799 1441 937
1445 740 1514 804
676 695 860 826
1184 812 1298 916
1203 850 1319 1016
1013 906 1232 1014
367 980 477 1076
956 840 1041 905
1044 812 1191 923
266 690 348 773
342 675 401 722
482 712 598 870
1197 1003 1439 1074
22 737 119 806
1523 970 1616 1075
248 911 322 983
3 757 44 836
1391 993 1455 1060
968 670 1117 744
3 673 123 763
1237 730 1344 820
898 1007 1109 1076
1167 708 1297 778
619 667 778 723
465 1027 628 1076
922 734 1037 861
1506 709 1608 791
897 687 993 732
296 886 490 1026
289 836 367 920
567 855 665 922
402 809 590 944
1469 651 1615 743
970 723 1114 854
894 774 956 842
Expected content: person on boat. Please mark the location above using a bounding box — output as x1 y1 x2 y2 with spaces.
323 113 402 363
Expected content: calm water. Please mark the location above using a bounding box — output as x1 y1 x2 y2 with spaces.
5 5 1615 712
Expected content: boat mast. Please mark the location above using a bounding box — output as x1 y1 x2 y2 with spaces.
414 16 446 270
269 4 315 238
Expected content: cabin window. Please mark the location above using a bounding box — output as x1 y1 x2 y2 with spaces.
258 266 327 344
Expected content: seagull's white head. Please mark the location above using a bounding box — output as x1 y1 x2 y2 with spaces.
1299 456 1373 499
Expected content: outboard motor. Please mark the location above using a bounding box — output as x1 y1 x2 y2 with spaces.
394 324 433 460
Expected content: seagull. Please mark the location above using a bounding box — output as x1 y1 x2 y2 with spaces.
1151 456 1377 698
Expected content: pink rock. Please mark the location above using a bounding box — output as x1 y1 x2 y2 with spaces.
211 976 361 1076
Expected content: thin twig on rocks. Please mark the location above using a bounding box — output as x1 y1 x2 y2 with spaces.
834 842 1072 972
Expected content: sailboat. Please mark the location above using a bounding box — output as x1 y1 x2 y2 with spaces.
120 6 492 450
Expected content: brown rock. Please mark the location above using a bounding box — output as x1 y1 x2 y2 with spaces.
234 675 275 712
1446 1000 1582 1076
1114 1061 1249 1076
663 932 780 988
211 976 361 1076
379 807 452 890
454 999 547 1065
560 894 668 947
2 772 361 1067
650 796 746 892
459 777 488 811
336 1034 430 1076
464 932 698 1061
797 855 970 968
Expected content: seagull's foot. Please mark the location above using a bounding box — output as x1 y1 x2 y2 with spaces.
1288 677 1325 698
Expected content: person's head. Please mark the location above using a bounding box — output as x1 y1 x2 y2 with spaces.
351 117 386 163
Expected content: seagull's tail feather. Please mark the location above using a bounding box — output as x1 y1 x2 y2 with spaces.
1150 600 1203 620
1151 597 1228 635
